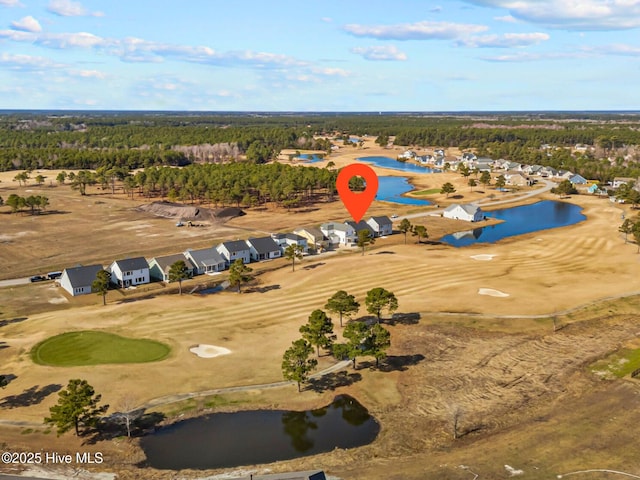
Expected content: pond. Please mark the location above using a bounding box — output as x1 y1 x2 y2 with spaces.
359 155 439 174
298 153 324 163
440 200 586 247
377 176 432 206
139 395 379 470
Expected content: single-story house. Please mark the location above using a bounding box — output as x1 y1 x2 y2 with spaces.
272 233 309 254
569 174 588 185
184 247 226 274
345 220 376 237
320 222 356 246
59 264 104 297
366 216 393 236
443 203 484 222
109 257 150 288
148 253 196 282
246 237 282 261
293 227 329 253
216 240 251 266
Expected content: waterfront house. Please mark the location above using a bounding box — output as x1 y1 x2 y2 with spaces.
443 204 484 222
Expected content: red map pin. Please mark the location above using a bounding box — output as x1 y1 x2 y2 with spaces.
336 163 379 223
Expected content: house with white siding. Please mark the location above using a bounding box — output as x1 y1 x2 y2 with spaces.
443 204 484 222
216 240 251 266
109 257 150 288
366 216 393 236
320 222 356 246
184 247 226 274
245 237 282 261
59 264 104 296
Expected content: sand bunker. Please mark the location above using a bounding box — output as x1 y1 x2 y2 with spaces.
478 288 510 297
189 344 231 358
470 254 497 261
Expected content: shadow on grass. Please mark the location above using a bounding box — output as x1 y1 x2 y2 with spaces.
0 383 62 409
378 354 425 372
386 312 421 326
0 342 9 350
90 410 167 443
0 317 28 328
245 284 280 294
303 262 325 270
307 370 362 393
375 251 396 255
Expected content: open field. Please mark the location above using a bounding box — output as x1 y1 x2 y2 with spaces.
31 331 171 366
2 138 640 479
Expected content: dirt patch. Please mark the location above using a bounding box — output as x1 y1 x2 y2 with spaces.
136 202 244 222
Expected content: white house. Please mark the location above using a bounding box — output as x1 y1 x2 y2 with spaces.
612 177 639 189
320 222 356 246
59 264 103 296
443 203 484 222
366 216 393 236
216 240 251 266
245 237 282 261
184 247 226 274
272 233 309 254
399 150 416 159
109 257 150 288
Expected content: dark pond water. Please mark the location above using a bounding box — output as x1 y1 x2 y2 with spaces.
139 395 379 470
377 176 431 206
440 200 586 247
359 155 439 174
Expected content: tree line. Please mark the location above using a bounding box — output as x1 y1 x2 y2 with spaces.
282 288 397 391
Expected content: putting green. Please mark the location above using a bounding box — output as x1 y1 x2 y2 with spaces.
31 331 171 366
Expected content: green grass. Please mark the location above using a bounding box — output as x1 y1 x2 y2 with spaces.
31 331 171 366
590 348 640 378
412 188 441 195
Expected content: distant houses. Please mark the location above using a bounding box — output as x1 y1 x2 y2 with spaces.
443 204 484 222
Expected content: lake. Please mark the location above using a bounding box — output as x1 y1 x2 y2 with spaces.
139 395 379 470
377 176 431 206
440 200 586 247
299 153 324 163
359 155 439 174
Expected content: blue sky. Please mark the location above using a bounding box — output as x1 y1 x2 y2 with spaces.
0 0 639 111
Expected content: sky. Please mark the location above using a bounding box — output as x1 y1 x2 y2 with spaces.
0 0 639 111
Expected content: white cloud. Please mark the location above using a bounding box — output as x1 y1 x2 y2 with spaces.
464 0 640 30
0 52 66 70
343 20 488 40
481 51 590 62
10 15 42 32
47 0 103 17
74 69 107 79
351 45 408 61
583 43 640 56
494 14 517 23
457 32 550 48
321 17 333 23
0 0 24 6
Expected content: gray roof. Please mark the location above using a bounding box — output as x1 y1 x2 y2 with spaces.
220 240 250 253
184 247 225 267
369 215 392 226
150 253 195 272
445 203 481 215
246 236 280 254
272 233 306 242
112 256 148 271
321 222 352 233
345 220 375 234
63 264 103 288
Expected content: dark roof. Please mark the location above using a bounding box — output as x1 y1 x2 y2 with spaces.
246 236 280 254
63 264 103 288
369 215 392 226
345 220 375 234
220 240 250 253
150 253 195 272
112 256 148 271
184 247 225 267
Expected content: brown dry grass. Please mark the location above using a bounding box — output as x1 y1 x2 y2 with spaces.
2 141 640 479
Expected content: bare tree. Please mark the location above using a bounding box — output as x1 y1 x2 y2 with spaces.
117 394 141 438
448 403 464 440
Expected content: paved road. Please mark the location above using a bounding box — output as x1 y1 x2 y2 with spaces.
0 278 30 288
399 179 555 220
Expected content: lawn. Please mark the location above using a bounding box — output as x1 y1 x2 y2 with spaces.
591 347 640 378
412 188 441 195
31 331 171 366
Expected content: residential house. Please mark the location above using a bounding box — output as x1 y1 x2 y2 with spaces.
366 216 393 236
434 148 445 157
504 173 532 187
539 166 557 178
345 220 376 237
569 174 588 185
293 227 329 253
271 233 309 254
556 170 575 180
612 177 638 189
59 264 103 297
399 150 416 159
148 253 195 282
320 222 356 246
443 203 484 222
109 257 150 288
184 247 226 274
461 152 477 161
216 240 251 266
246 237 282 261
416 154 434 165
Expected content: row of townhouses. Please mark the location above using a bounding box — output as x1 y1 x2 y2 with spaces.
57 216 394 297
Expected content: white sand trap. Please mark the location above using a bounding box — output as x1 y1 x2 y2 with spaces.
478 288 510 297
190 344 231 358
470 254 497 261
